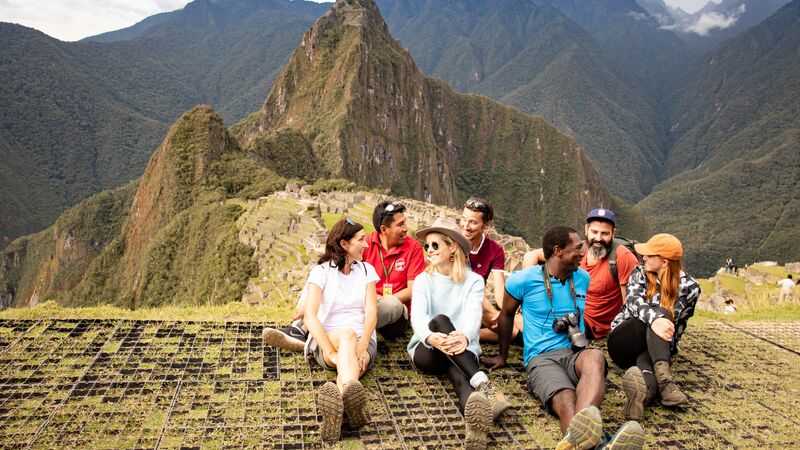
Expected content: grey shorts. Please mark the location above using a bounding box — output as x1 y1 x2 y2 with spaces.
307 336 377 372
526 347 605 414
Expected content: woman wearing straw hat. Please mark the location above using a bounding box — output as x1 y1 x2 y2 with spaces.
304 218 379 441
607 233 701 421
408 218 509 450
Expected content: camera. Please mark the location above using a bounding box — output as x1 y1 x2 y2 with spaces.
553 312 588 350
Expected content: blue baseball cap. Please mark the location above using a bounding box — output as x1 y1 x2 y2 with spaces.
586 208 616 227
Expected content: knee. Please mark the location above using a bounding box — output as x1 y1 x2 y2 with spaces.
340 328 357 343
429 314 454 332
378 297 405 321
579 349 606 375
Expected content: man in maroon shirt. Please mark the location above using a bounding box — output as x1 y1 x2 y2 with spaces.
522 208 638 340
459 197 523 343
262 201 424 350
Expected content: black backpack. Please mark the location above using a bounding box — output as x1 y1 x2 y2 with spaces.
608 237 642 283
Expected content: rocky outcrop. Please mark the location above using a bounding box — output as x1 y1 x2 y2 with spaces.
235 0 643 245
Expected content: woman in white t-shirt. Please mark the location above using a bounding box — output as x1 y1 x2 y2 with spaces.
304 218 379 441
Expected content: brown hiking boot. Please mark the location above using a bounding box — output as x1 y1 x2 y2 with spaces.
463 391 492 449
622 366 648 421
478 381 511 420
316 381 343 441
342 380 369 429
654 361 689 407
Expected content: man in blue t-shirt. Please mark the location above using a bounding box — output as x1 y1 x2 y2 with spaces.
482 226 645 450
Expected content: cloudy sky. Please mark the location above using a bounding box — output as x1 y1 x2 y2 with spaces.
0 0 721 42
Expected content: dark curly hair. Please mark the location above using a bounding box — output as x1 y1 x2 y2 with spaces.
319 218 364 270
542 226 578 260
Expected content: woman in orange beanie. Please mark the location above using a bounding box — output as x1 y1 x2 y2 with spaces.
606 234 701 421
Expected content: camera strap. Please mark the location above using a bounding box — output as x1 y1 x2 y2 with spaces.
541 262 580 315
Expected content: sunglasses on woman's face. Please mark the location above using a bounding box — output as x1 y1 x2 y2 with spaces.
423 241 441 252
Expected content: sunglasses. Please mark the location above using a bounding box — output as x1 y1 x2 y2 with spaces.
379 202 404 225
346 217 356 226
465 198 487 212
423 241 441 252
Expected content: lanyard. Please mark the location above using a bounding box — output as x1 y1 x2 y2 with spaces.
377 245 400 280
541 263 580 316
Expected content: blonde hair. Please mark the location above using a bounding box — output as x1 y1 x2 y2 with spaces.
645 258 682 320
425 232 467 283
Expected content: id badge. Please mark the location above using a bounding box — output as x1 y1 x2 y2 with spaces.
382 284 393 297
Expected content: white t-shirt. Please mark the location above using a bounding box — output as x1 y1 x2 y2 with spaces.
778 278 795 294
308 261 379 338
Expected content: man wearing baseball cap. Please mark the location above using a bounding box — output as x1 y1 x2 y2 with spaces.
522 207 639 340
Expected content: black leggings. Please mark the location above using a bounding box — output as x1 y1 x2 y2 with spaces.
412 314 481 412
607 311 671 403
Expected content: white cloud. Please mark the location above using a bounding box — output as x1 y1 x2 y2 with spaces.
660 4 745 36
0 0 191 41
684 5 745 36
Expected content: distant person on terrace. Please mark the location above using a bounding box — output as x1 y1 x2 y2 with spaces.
408 218 509 450
607 234 700 422
778 274 795 302
263 200 424 350
303 218 378 441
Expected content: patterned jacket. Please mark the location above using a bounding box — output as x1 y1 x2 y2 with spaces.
610 266 701 354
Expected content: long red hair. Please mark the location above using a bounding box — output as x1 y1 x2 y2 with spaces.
645 259 682 320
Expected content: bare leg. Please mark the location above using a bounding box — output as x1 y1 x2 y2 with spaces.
324 329 360 392
574 349 606 412
551 389 577 434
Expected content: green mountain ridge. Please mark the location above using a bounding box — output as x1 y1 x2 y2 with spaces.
0 0 328 246
377 0 666 201
0 0 647 309
641 0 800 275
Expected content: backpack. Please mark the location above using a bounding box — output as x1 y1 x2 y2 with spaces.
608 237 642 283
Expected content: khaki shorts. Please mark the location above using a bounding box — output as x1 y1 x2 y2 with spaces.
307 336 378 372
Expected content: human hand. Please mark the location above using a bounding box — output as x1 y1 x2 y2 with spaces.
357 351 370 373
445 331 468 355
292 300 306 321
426 332 451 354
480 355 506 371
651 317 675 341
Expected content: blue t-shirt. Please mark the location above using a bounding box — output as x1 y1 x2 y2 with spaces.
505 265 590 366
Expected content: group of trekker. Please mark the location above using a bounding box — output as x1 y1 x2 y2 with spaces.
262 199 701 449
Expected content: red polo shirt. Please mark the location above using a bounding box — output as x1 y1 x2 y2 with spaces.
362 231 425 312
580 245 637 338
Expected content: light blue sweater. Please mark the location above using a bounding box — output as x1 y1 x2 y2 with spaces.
407 270 485 359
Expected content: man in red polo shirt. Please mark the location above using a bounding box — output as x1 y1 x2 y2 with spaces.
362 201 425 337
522 208 638 340
262 201 424 350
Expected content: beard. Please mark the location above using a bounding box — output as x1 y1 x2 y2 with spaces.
589 239 611 260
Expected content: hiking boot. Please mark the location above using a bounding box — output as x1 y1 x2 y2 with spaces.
463 390 492 450
601 421 645 449
262 325 306 352
316 382 343 441
555 405 604 450
342 380 369 429
654 361 688 407
622 366 648 421
478 381 511 420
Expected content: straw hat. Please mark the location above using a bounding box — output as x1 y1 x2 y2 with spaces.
415 218 471 255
